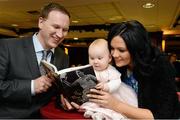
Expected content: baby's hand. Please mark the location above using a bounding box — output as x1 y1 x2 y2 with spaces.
95 82 109 92
95 82 104 90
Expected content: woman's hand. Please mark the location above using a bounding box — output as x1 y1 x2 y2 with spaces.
87 88 118 109
87 89 154 119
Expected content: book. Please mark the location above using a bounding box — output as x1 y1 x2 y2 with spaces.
40 60 97 105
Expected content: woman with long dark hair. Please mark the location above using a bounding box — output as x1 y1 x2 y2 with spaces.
86 20 180 119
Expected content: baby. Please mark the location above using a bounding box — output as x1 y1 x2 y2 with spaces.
81 39 138 120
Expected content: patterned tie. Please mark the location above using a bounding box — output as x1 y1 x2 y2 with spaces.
39 50 52 75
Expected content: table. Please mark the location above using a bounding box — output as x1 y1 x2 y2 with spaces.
40 97 85 119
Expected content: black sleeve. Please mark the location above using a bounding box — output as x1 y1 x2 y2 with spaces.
150 56 180 118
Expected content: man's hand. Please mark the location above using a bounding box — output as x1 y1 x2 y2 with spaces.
34 75 53 94
60 94 74 110
60 94 85 112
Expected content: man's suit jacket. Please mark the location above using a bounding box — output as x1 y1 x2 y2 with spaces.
0 37 69 118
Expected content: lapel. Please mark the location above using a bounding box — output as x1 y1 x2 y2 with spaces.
22 37 40 78
21 37 67 78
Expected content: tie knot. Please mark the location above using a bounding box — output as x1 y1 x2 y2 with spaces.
42 50 52 61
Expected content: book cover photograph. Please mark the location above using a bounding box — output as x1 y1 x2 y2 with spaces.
59 65 97 105
40 60 97 105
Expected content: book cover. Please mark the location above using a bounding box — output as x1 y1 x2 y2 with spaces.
40 60 97 105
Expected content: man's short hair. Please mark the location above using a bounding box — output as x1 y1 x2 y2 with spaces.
40 2 70 18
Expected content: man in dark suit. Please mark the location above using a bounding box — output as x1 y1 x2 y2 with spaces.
0 2 70 118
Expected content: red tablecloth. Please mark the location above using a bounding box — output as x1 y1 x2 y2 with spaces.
41 93 180 119
40 97 85 119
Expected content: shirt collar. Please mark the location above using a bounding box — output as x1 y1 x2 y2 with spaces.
32 33 54 53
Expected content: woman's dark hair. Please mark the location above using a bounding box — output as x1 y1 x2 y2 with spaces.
40 2 70 18
107 20 161 80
